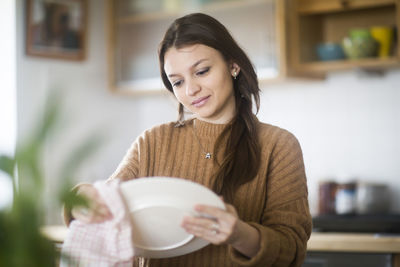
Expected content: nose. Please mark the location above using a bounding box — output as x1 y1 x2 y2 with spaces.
185 79 200 96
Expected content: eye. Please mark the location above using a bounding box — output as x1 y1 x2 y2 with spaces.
172 80 183 88
196 67 210 76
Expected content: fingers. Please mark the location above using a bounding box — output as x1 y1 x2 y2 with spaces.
181 216 224 243
194 205 224 219
72 203 112 224
181 202 240 245
71 184 113 224
194 203 238 221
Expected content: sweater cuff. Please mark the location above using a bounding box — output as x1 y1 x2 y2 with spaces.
228 222 280 266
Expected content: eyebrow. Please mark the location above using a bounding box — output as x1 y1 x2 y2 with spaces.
167 58 209 78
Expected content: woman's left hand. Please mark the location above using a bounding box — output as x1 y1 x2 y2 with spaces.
181 202 242 246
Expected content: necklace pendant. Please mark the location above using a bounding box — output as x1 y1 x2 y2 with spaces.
205 153 211 159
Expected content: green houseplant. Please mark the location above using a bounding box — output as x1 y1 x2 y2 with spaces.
0 92 102 266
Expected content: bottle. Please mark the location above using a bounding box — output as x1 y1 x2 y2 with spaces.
335 179 357 215
318 180 337 215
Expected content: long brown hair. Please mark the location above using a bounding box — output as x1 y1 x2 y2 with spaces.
158 13 261 203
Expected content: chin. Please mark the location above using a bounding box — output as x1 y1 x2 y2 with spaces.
196 110 214 120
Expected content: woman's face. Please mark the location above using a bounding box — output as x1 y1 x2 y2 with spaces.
164 44 239 124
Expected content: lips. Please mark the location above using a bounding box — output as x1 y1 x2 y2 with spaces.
191 96 210 107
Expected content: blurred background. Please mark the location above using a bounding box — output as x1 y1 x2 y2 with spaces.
1 0 399 227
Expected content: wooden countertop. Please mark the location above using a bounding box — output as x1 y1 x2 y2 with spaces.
308 232 400 253
41 225 68 243
41 225 400 253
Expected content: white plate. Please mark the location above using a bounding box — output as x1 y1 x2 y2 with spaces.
119 177 225 258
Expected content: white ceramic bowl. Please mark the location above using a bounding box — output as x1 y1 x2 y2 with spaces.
119 177 225 258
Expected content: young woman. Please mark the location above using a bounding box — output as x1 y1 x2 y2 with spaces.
69 13 312 267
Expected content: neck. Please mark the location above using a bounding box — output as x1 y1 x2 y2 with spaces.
194 114 234 125
191 118 229 137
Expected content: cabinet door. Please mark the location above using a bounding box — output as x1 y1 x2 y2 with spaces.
107 0 284 94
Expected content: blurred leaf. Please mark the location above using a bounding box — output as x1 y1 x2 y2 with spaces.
0 155 15 177
0 89 104 267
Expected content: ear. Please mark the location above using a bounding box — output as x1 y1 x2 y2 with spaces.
230 62 240 78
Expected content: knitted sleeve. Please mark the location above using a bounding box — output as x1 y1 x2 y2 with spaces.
229 130 312 266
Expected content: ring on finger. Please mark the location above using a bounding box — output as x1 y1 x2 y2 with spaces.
210 223 220 235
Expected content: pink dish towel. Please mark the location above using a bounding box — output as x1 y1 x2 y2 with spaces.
60 179 134 267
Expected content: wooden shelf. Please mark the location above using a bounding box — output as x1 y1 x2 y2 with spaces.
297 57 400 72
108 0 284 94
117 11 178 24
117 0 272 24
297 0 395 15
287 0 400 75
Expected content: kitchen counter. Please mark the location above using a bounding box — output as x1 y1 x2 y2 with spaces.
41 226 400 265
308 232 400 253
307 232 400 267
41 225 68 244
41 225 400 251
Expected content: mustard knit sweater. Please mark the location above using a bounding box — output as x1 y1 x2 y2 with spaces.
108 118 312 267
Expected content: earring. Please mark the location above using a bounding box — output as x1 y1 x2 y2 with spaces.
233 71 237 80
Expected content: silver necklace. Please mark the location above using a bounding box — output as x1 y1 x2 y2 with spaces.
192 121 212 159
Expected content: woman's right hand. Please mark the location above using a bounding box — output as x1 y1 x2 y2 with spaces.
71 184 113 224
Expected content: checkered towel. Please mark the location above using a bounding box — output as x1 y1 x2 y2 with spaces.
60 179 134 267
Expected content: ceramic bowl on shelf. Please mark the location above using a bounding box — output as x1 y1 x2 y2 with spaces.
316 43 345 61
349 28 371 39
342 28 378 59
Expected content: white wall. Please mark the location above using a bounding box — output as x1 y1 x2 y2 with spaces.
0 0 16 210
17 0 400 223
16 0 176 223
258 71 400 215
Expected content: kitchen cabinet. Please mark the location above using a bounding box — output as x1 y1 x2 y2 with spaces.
286 0 400 74
106 0 288 94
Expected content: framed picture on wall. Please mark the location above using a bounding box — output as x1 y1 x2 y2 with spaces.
25 0 88 61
